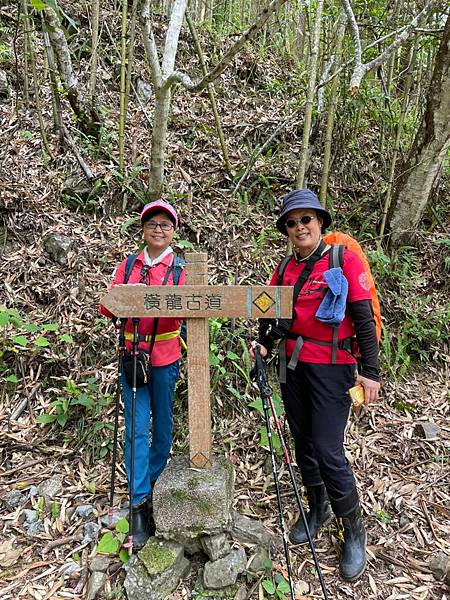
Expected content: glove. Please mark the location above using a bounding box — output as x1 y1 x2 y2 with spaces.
258 318 292 352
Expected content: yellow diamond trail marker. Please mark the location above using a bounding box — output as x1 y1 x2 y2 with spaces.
253 292 276 314
101 252 293 469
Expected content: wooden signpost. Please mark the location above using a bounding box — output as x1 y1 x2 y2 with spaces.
101 252 293 468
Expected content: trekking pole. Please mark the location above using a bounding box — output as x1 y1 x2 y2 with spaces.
254 348 296 600
108 319 126 523
123 317 140 554
254 347 329 600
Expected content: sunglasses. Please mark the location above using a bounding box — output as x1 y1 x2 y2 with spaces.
285 216 316 228
144 220 174 231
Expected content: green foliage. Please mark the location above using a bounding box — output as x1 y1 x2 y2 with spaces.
208 318 253 406
248 392 284 454
96 517 130 563
0 307 73 383
261 573 291 600
373 508 392 525
28 0 78 31
36 377 112 430
367 247 450 379
0 42 11 64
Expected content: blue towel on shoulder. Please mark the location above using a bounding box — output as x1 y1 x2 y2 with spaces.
315 268 348 328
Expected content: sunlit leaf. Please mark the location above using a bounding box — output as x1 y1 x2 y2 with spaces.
115 517 129 534
36 414 57 424
96 532 120 554
262 579 276 594
42 323 59 331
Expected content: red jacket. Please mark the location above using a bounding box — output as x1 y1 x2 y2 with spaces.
99 251 185 366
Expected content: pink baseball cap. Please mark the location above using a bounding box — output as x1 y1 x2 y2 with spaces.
140 200 179 228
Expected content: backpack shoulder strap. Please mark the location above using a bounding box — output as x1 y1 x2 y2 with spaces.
277 255 292 285
124 254 138 283
172 256 185 286
328 244 345 364
329 244 344 270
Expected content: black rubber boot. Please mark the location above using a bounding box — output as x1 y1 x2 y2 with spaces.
146 495 156 537
330 488 367 581
289 484 332 545
131 499 151 550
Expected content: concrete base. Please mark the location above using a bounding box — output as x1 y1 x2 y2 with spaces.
153 456 234 541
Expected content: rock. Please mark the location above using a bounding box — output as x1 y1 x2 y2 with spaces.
3 490 27 511
414 422 441 440
429 551 450 581
124 539 190 600
203 547 247 589
138 538 184 577
154 457 234 541
74 504 94 519
43 235 73 267
37 476 63 499
61 177 104 211
192 578 240 599
86 570 106 600
90 555 112 573
234 584 248 600
0 69 9 98
136 78 152 104
26 521 45 537
398 514 409 528
100 507 128 528
231 512 274 550
182 536 203 556
60 561 82 578
83 522 101 543
23 509 39 524
28 486 39 498
247 546 271 574
200 534 231 561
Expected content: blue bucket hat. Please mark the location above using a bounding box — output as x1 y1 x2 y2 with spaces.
276 189 332 234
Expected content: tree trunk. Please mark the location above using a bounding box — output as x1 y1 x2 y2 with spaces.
45 7 100 139
148 87 172 199
388 14 450 247
296 0 323 188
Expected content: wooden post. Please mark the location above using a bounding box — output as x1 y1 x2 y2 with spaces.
100 256 293 471
185 252 212 468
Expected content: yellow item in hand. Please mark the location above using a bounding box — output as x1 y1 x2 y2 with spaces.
348 384 365 407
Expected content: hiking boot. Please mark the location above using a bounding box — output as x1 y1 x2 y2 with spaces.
289 483 332 545
131 499 151 550
146 495 156 537
330 488 367 581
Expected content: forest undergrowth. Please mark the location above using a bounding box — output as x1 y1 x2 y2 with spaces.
0 2 450 598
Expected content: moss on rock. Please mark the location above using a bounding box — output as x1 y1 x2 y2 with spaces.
139 539 178 576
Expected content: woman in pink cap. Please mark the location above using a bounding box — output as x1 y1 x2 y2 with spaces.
100 200 185 549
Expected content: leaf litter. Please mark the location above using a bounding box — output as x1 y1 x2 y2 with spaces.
0 3 449 599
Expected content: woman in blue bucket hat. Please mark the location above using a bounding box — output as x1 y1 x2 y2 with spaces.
250 189 380 581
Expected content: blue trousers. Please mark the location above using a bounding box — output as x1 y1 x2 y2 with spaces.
280 362 356 498
120 360 180 505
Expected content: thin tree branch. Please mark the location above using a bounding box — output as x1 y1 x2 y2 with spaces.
62 124 95 180
184 0 291 92
162 0 188 76
141 0 162 87
345 0 439 93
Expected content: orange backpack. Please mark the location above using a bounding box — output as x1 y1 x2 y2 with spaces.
323 232 382 342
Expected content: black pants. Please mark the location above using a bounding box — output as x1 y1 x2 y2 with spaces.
280 362 356 498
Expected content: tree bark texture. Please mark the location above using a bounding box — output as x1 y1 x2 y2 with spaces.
45 7 100 139
148 87 172 199
388 14 450 247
